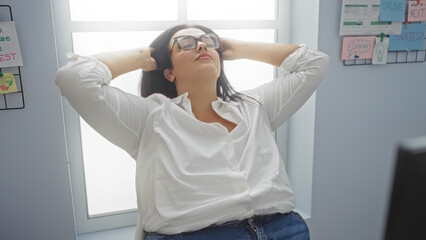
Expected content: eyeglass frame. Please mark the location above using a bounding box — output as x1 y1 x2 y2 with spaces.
172 33 220 51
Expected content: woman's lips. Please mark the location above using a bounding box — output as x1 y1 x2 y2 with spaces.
196 53 212 61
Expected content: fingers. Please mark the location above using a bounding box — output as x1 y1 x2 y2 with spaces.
219 37 243 61
221 50 233 61
141 48 152 59
219 38 232 60
141 48 157 71
144 58 157 72
219 37 231 52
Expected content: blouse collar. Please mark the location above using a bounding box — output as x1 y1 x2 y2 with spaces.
171 92 240 107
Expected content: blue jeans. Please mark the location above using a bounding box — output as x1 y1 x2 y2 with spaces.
145 211 310 240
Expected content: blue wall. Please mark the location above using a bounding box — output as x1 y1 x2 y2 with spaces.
311 1 426 240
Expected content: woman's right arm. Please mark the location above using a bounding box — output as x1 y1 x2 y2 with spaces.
93 48 157 79
55 49 158 160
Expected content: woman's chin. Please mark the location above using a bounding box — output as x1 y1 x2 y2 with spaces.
194 64 220 75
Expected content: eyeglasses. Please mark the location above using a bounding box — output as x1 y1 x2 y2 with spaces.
172 33 220 51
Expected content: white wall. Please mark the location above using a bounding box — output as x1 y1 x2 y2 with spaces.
2 1 426 240
0 0 76 239
311 1 426 240
287 0 320 220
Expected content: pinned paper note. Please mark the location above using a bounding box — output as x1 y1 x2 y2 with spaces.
0 21 23 68
373 37 389 64
389 23 426 51
0 73 18 94
341 36 376 60
340 0 402 36
380 0 406 22
408 1 426 22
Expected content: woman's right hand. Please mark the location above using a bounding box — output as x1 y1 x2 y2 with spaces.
140 48 157 72
94 48 157 79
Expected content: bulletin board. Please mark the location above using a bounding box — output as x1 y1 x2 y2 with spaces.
339 0 426 66
0 5 25 110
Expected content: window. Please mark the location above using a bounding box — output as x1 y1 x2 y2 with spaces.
53 0 291 233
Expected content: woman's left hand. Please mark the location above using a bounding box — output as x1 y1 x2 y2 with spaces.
220 38 243 61
220 37 301 67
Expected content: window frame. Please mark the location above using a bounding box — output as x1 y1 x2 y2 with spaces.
52 0 291 234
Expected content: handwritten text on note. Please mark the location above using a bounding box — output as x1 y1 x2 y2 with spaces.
408 1 426 22
380 0 407 22
0 21 23 68
341 36 376 60
389 23 426 51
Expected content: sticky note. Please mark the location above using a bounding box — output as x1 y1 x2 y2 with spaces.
341 36 376 60
0 72 18 94
380 0 406 22
0 21 24 68
373 37 389 64
389 23 426 51
408 1 426 22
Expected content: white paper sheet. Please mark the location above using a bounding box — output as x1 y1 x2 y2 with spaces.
0 21 23 68
340 0 402 36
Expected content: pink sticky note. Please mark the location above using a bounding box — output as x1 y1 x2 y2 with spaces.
408 1 426 22
341 36 376 60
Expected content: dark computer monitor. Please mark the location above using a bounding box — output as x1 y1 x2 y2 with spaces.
384 135 426 240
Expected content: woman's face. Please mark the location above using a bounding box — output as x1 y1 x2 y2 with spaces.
166 28 221 85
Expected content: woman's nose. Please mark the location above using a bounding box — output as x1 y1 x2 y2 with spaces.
196 41 208 51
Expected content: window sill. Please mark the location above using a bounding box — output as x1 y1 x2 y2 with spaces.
78 225 136 240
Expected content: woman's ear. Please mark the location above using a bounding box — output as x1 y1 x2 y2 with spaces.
164 69 175 83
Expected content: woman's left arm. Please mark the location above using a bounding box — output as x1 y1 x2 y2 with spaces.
221 38 330 131
220 38 301 66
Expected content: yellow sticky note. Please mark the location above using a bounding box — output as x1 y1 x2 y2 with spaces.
0 73 18 94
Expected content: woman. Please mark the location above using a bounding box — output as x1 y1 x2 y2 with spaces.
55 24 329 240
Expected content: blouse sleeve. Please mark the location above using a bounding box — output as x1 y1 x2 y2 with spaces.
55 55 161 160
244 45 330 131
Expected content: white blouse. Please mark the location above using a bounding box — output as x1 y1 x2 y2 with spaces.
55 45 329 239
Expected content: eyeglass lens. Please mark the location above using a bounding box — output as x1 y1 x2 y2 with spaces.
176 34 219 50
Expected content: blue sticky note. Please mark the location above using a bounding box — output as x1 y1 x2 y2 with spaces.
380 0 406 22
389 24 426 51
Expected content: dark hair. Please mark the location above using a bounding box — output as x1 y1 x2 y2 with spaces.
140 24 241 102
